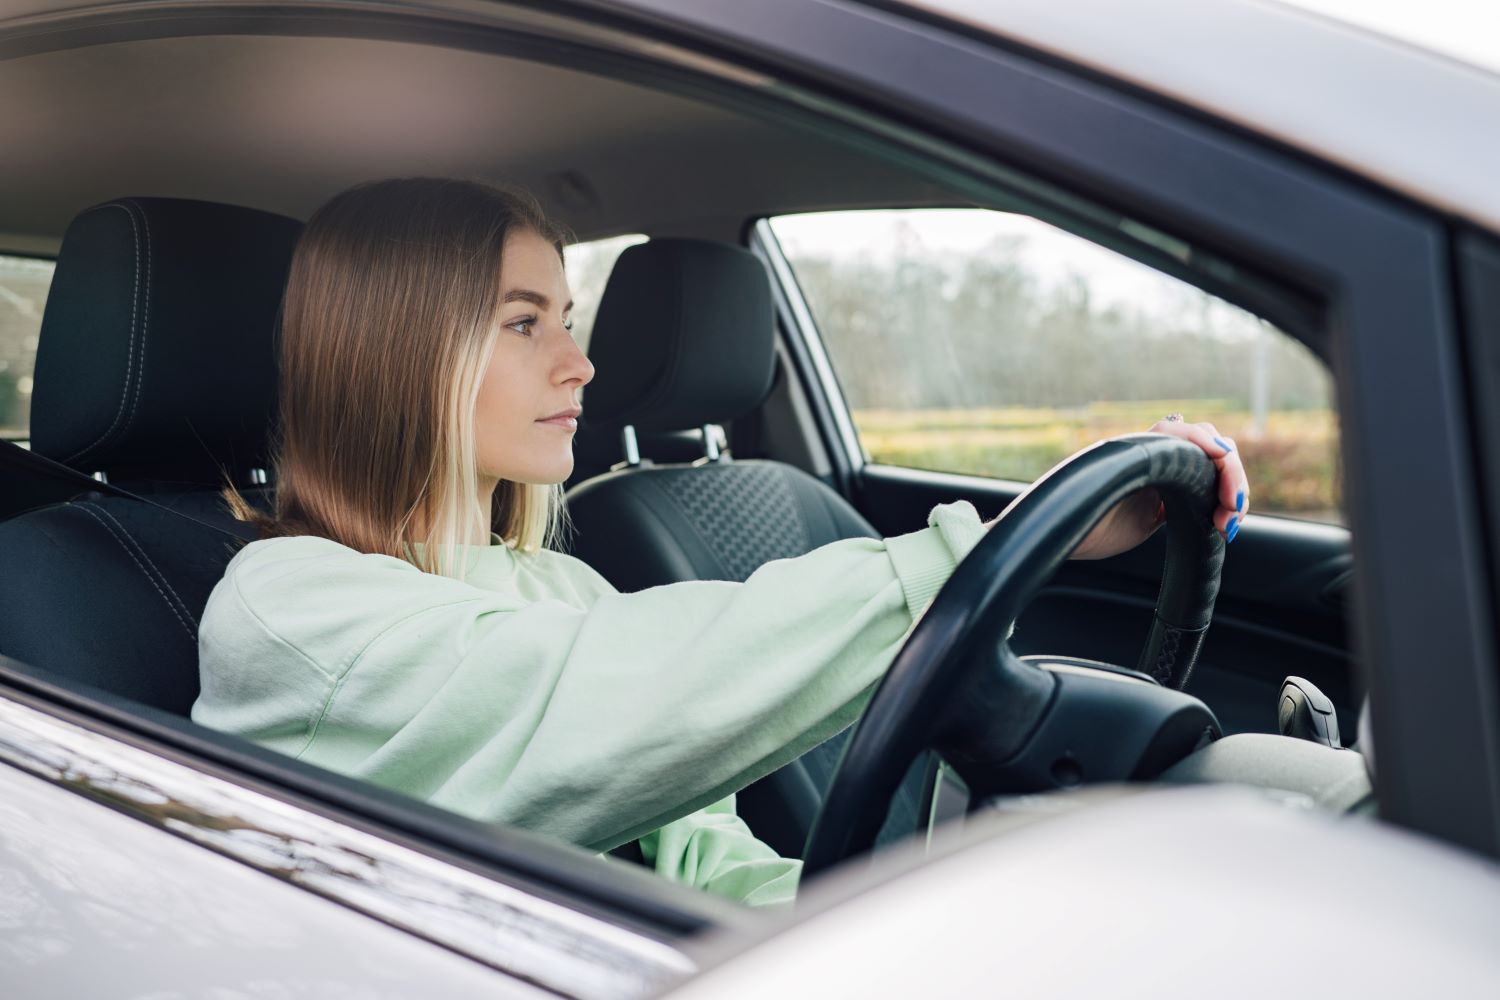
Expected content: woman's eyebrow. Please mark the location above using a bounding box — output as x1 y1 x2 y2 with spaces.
504 288 574 313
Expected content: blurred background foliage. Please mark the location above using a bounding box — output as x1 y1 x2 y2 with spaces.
0 254 47 438
774 211 1341 523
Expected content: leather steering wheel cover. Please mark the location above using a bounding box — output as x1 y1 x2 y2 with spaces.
802 434 1224 877
1139 439 1227 686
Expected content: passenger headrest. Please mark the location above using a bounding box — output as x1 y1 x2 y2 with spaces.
582 239 775 431
29 197 301 482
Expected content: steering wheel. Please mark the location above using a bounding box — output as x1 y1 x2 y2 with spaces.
803 434 1226 877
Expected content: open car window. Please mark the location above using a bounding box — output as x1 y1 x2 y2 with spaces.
768 209 1343 525
566 234 647 354
0 253 50 441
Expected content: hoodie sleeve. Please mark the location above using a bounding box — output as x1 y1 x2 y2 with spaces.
194 501 989 856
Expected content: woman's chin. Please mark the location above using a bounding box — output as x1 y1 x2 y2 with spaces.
488 462 574 487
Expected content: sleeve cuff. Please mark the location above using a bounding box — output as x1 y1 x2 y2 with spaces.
884 500 987 620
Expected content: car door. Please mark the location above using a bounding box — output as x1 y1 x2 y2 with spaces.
754 206 1352 738
589 0 1500 856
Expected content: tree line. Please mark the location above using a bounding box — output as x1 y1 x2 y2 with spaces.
787 233 1331 414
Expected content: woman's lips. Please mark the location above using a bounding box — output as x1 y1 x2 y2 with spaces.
536 415 579 430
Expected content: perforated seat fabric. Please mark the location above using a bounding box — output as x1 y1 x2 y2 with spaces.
565 461 881 592
565 460 929 856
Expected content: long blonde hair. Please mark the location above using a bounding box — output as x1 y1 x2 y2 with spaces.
227 177 570 576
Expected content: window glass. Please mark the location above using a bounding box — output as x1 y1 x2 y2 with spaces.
564 233 647 354
769 209 1341 524
0 254 52 439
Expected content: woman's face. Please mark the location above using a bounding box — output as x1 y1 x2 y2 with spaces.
474 228 594 487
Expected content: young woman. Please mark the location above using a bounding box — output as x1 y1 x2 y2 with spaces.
192 177 1250 908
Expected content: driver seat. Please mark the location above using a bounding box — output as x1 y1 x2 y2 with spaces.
0 197 302 712
563 239 928 856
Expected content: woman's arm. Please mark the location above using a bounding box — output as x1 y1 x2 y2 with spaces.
195 501 987 854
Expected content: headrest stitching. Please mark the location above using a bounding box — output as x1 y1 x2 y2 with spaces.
61 202 143 468
120 198 154 443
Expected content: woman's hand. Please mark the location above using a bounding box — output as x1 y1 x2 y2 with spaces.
1066 417 1250 560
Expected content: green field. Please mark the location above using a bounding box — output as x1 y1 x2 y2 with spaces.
853 401 1342 524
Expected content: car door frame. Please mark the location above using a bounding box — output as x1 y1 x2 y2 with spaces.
2 0 1495 966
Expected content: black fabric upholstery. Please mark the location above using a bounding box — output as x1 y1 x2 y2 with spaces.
0 491 260 713
566 461 880 590
29 197 302 482
581 239 776 431
0 196 295 713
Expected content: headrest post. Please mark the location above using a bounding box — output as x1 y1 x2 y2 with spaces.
248 468 268 486
621 425 642 467
701 424 721 462
91 470 108 484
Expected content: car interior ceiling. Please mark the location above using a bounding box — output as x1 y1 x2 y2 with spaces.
0 21 1362 900
0 33 967 251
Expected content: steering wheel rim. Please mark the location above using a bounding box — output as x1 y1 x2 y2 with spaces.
803 433 1225 877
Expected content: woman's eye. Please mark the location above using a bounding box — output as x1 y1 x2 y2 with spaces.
506 316 536 337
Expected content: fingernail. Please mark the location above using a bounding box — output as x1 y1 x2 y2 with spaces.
1236 490 1245 513
1226 516 1240 544
1215 436 1234 453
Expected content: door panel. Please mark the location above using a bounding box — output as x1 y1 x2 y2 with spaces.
856 463 1354 736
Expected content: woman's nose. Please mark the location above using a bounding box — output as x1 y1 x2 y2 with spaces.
558 336 595 387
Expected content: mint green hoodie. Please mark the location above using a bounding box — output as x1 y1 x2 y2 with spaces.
192 500 987 907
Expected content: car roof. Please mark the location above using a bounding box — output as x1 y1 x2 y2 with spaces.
906 0 1500 233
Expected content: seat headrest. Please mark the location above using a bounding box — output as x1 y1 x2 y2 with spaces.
582 239 776 431
29 197 302 481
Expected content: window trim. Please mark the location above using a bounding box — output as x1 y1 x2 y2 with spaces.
749 220 865 494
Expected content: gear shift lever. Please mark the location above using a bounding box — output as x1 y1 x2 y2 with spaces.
1278 676 1342 748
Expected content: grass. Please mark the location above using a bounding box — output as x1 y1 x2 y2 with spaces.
853 401 1342 523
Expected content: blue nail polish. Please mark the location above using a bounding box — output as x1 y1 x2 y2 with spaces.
1236 490 1245 513
1226 516 1240 544
1215 436 1234 453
